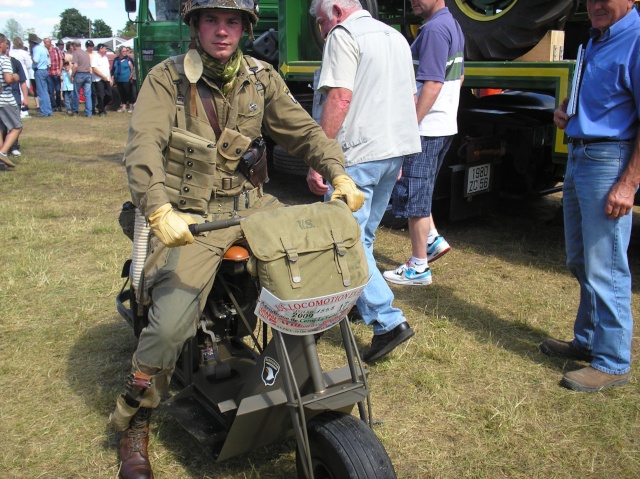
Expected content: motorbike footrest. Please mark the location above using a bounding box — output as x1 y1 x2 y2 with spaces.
162 385 228 457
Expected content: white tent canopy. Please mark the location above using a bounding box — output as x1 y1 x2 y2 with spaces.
59 37 132 53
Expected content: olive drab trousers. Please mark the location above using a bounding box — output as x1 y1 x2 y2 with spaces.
132 194 281 401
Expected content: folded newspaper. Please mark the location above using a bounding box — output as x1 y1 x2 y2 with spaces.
567 44 585 118
255 283 368 335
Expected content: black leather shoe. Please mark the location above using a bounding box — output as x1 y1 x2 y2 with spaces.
363 322 414 363
348 305 364 324
539 338 592 362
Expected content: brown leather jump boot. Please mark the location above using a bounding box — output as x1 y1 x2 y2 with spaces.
119 407 154 479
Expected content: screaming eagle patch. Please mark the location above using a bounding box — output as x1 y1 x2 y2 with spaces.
284 86 298 104
262 356 280 386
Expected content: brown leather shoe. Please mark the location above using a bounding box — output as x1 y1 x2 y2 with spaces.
539 338 592 362
119 408 154 479
562 366 629 392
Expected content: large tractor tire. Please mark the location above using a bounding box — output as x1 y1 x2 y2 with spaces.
448 0 574 60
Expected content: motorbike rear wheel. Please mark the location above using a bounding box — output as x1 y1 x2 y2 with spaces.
295 411 396 479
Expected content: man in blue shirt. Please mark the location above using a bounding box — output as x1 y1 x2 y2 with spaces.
541 0 640 392
28 33 52 117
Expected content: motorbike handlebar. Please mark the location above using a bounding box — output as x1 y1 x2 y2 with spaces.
189 217 243 235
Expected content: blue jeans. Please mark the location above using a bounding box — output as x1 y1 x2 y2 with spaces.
47 74 61 110
63 90 72 110
325 157 407 335
34 69 52 116
72 72 92 116
563 141 633 375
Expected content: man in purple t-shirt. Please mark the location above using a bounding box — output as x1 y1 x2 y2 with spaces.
384 0 464 286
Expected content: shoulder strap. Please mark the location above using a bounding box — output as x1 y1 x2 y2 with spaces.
243 56 266 94
196 82 222 139
166 57 187 130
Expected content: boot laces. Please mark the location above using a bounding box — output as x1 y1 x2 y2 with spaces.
127 409 151 452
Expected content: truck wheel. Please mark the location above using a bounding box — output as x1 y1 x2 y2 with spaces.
296 411 397 479
272 145 309 177
448 0 574 60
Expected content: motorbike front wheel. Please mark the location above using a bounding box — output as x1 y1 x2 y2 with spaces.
295 411 396 479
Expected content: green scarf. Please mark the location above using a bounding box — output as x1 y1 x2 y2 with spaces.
196 39 243 97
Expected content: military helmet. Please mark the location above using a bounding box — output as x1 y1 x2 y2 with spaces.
181 0 259 26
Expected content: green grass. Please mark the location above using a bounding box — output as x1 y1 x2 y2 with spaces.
0 107 639 478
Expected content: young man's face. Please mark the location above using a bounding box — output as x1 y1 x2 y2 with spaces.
197 10 245 63
0 39 8 55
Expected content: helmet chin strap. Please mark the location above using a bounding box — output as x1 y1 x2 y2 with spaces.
189 16 198 51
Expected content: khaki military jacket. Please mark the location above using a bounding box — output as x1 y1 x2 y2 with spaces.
124 54 346 217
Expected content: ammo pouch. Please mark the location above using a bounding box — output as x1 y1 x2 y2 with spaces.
165 127 217 212
241 201 369 301
216 128 252 174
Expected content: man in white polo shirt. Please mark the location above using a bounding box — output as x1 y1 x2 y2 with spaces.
91 43 112 116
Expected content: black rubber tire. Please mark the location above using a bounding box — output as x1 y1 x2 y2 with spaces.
272 145 309 177
448 0 574 60
296 411 397 479
311 0 379 54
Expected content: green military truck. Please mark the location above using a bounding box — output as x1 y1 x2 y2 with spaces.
123 0 635 219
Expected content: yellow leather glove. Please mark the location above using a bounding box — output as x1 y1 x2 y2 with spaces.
330 174 365 212
147 203 196 247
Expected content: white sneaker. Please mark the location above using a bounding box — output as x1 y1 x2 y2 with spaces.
383 262 432 286
10 149 21 157
427 236 451 262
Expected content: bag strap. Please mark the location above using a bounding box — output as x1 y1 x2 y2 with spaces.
281 236 302 288
196 81 222 139
331 229 352 287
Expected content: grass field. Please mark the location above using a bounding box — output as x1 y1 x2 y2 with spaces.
1 109 639 479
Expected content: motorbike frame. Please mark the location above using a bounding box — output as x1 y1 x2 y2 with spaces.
116 218 374 479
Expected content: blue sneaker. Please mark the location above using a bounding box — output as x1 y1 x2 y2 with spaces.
383 262 432 286
427 236 451 262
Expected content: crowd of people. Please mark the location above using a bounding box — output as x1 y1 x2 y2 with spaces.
0 34 137 170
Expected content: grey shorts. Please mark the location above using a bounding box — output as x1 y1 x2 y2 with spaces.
0 105 23 131
392 135 453 218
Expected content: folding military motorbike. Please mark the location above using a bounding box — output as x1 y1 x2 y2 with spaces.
116 201 397 479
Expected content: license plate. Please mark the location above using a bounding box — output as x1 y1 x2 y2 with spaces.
465 163 491 197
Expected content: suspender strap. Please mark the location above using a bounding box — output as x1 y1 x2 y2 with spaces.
196 81 222 139
166 60 186 130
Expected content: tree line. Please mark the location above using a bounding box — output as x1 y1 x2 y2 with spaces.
3 8 136 42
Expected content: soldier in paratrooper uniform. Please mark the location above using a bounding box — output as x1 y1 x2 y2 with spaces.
110 1 364 477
